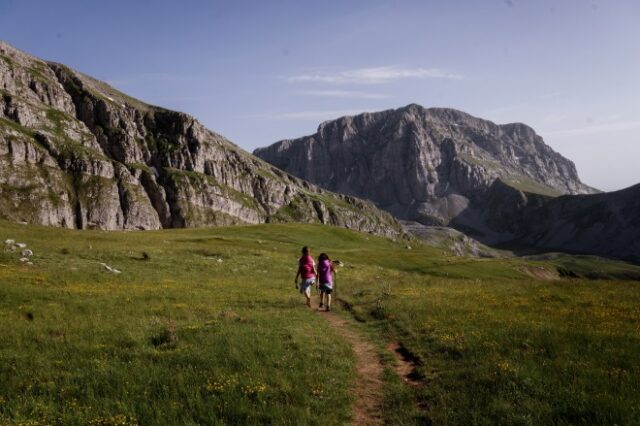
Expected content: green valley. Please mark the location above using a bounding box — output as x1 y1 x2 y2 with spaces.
0 221 638 425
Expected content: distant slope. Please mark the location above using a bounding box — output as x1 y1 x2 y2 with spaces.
457 179 640 263
0 41 402 237
517 183 640 263
401 221 503 258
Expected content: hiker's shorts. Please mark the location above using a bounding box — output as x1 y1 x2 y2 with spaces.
300 278 315 295
320 283 333 294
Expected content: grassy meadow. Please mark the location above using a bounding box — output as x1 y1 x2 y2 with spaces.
0 220 638 425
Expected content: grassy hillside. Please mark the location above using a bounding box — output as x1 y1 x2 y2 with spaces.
0 221 638 425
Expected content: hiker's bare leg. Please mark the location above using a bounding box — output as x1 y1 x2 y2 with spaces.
326 293 332 309
304 287 311 307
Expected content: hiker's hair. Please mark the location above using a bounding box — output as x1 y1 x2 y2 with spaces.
301 246 309 255
318 253 329 261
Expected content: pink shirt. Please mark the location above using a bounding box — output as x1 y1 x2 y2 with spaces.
318 259 333 284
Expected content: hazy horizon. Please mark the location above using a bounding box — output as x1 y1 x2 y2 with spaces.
1 0 638 191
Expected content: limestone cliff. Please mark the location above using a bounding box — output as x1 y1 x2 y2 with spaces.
255 104 640 263
0 41 402 238
255 104 596 228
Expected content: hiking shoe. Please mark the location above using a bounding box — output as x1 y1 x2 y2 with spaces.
319 303 323 308
326 306 331 312
306 300 311 308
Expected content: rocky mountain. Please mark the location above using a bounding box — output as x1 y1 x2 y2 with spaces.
255 104 596 226
0 41 403 238
255 104 639 263
400 221 501 258
493 181 640 263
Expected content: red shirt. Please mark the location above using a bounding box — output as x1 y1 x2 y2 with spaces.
298 255 316 279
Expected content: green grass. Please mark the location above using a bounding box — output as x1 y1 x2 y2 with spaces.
502 176 562 197
0 161 74 222
340 261 640 425
0 53 15 70
457 152 562 198
0 117 36 139
255 167 285 184
26 61 51 84
458 152 506 173
549 254 640 280
74 70 154 112
271 196 316 223
163 167 262 214
0 221 638 425
0 222 359 425
125 163 153 175
43 108 107 162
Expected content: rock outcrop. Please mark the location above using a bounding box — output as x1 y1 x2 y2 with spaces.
400 221 501 258
0 41 403 238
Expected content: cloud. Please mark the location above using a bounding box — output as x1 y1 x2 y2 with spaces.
298 89 390 99
543 120 640 137
288 66 463 84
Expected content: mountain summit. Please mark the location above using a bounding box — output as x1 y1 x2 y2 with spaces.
255 104 596 229
255 105 640 263
254 103 602 239
0 41 401 237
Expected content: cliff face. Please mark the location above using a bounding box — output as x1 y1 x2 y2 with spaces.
255 105 640 263
0 41 403 238
468 180 640 263
518 183 640 263
255 104 596 229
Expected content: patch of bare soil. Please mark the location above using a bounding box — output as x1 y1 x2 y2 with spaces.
387 342 421 387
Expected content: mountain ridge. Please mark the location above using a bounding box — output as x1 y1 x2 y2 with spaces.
255 104 640 263
255 103 596 225
0 40 403 238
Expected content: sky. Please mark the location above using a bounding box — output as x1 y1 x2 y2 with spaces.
1 0 638 191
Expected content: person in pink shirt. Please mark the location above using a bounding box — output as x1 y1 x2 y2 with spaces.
317 253 336 312
294 246 317 307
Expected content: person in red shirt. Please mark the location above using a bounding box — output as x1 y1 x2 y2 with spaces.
294 246 317 308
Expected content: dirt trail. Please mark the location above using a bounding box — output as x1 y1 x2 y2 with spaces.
314 299 384 425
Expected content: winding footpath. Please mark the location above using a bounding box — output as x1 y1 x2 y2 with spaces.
313 300 385 425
